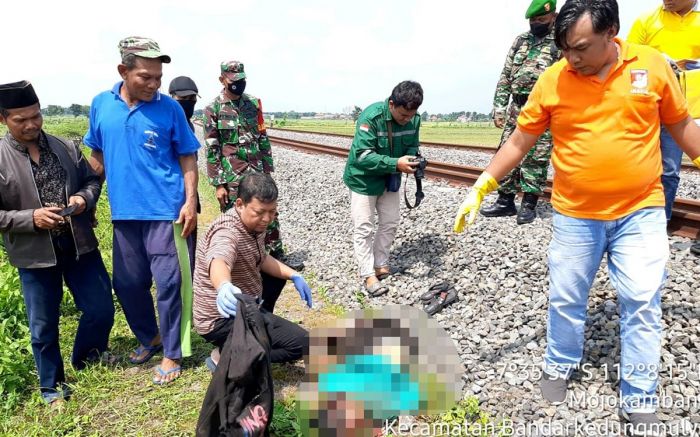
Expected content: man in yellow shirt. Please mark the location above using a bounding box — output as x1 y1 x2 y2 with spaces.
454 0 700 431
627 0 700 241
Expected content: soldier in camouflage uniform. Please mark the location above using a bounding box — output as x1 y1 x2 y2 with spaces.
203 61 282 251
204 60 303 309
480 0 560 225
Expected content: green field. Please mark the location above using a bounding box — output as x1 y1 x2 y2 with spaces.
271 119 503 148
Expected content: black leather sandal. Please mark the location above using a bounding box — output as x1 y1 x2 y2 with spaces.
419 282 450 304
424 287 458 315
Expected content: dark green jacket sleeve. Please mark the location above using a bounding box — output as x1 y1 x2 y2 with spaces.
351 117 398 175
405 117 420 156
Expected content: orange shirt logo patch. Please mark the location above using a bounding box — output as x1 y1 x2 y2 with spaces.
631 69 649 95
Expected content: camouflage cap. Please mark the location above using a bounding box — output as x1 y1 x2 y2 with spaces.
221 61 246 81
118 36 171 63
526 0 556 18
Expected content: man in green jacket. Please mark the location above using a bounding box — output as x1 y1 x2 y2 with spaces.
343 81 422 297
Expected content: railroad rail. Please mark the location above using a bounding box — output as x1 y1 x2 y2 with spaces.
271 128 497 153
270 135 700 239
271 128 700 172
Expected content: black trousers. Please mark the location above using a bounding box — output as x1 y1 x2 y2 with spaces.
202 309 308 364
260 272 286 313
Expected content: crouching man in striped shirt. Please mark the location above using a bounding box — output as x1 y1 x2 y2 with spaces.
193 172 311 367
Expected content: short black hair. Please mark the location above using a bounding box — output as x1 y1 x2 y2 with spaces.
238 172 278 204
389 81 423 110
554 0 619 50
122 53 140 69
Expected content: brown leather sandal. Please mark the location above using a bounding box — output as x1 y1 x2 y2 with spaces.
364 278 389 297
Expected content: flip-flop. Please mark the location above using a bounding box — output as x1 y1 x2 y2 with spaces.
424 288 458 316
364 280 389 297
419 282 449 304
375 266 399 280
129 343 163 365
152 365 182 385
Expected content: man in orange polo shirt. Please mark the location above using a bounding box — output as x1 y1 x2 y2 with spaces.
453 0 700 431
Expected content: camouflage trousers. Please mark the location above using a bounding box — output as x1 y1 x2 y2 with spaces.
221 178 284 256
496 103 553 195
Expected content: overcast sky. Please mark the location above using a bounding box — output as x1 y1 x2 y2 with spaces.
2 0 661 114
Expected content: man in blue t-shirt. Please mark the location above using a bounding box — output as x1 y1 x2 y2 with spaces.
84 36 200 385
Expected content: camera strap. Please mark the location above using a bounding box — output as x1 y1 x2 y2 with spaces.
387 118 423 208
404 169 424 209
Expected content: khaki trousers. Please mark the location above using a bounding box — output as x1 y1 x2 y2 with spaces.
350 189 401 278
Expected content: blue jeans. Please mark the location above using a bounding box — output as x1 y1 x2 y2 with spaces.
18 238 114 401
660 127 683 221
543 208 668 413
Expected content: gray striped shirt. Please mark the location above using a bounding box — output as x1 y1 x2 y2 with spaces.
193 209 267 334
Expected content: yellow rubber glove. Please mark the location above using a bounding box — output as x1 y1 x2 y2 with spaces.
694 156 700 169
453 172 500 233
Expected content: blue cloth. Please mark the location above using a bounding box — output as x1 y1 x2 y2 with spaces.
544 208 668 413
319 354 420 416
659 126 683 221
112 220 192 360
84 82 200 220
18 238 114 399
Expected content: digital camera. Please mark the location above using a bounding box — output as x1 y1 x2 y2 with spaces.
412 153 428 179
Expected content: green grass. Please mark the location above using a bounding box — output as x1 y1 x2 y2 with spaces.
271 119 503 147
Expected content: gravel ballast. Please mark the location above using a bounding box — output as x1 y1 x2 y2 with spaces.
199 127 700 430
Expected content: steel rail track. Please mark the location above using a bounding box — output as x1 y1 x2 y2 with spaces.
270 135 700 239
271 128 700 172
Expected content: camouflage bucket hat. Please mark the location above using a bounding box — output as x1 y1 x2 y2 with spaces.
118 36 171 63
221 61 246 81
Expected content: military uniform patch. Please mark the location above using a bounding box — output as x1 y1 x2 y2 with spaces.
359 124 370 132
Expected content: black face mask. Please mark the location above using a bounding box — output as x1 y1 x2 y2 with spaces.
227 80 246 96
530 22 552 38
177 99 196 120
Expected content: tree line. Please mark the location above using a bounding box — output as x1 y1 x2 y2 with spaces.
42 104 91 117
41 105 493 123
267 109 492 122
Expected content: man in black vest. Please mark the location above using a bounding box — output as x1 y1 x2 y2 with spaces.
0 81 114 406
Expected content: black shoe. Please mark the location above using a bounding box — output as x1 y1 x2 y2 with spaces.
516 193 539 225
620 410 662 437
271 251 305 272
423 287 458 316
286 257 305 272
691 240 700 256
480 193 517 217
540 372 568 405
